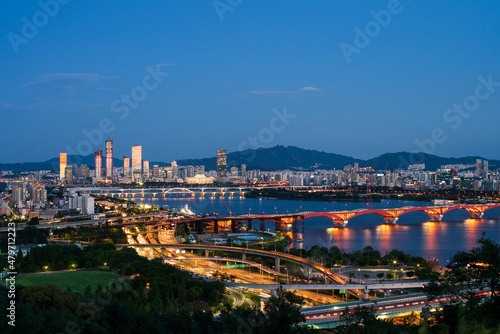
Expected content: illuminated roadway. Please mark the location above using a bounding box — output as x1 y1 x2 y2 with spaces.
300 291 492 328
118 243 347 284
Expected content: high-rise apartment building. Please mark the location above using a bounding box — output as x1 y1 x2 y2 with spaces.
30 184 47 204
65 165 74 181
476 159 482 178
152 165 160 178
196 165 205 175
12 183 26 203
60 153 67 181
95 149 103 179
123 156 130 177
105 138 113 180
78 164 90 179
132 145 142 182
186 165 195 178
69 193 95 214
217 149 227 177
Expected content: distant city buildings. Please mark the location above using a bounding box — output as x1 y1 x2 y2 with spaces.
68 193 94 214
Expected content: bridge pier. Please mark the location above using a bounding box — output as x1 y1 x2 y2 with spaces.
385 289 391 297
260 219 265 231
231 220 237 233
306 268 312 281
363 289 369 301
471 212 484 219
292 219 299 233
195 221 203 234
247 219 252 230
275 258 280 273
383 217 398 224
214 221 219 233
205 249 209 257
301 217 305 234
242 253 246 261
333 220 349 227
429 214 443 222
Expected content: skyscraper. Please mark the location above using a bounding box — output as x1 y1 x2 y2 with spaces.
132 145 142 182
105 138 113 180
59 153 67 181
476 159 482 177
123 156 130 177
241 164 247 178
95 149 103 179
217 149 227 177
483 160 489 179
143 160 150 179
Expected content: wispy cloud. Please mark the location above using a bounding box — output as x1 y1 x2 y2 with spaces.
247 86 322 97
22 73 117 96
300 86 321 92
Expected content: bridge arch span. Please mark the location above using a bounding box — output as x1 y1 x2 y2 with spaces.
164 188 195 195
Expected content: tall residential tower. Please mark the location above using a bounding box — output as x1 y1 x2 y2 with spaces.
105 138 113 180
95 149 103 179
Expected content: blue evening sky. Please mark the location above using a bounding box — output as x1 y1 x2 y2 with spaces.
1 0 499 163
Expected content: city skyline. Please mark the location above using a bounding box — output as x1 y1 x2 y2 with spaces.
1 1 500 163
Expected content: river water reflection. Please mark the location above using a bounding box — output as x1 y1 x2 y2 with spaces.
134 197 500 265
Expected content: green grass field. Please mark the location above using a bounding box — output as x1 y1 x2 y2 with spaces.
16 270 122 294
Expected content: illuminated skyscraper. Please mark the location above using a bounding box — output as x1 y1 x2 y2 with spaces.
59 153 67 181
95 149 103 179
143 160 150 179
132 145 142 182
105 138 113 180
123 156 130 177
217 149 227 177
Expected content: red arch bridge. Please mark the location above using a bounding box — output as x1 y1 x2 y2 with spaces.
156 203 500 233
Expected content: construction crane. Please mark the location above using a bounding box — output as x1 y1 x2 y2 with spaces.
223 200 233 217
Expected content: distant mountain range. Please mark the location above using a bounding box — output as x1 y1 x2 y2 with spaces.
1 145 498 173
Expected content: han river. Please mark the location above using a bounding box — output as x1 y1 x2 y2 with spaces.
133 197 500 265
